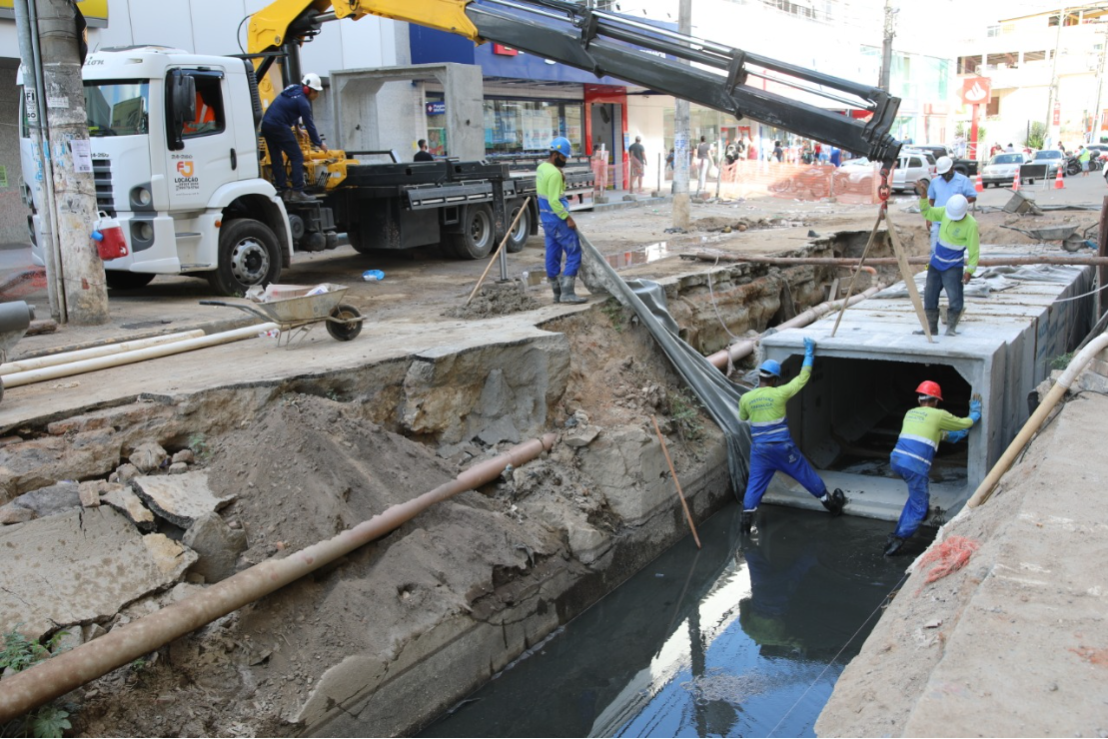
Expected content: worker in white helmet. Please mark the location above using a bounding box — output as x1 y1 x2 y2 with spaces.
914 180 980 336
925 156 977 255
261 73 325 203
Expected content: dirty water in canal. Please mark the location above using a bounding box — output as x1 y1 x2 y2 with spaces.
420 504 910 738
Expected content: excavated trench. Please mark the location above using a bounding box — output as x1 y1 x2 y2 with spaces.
0 230 902 737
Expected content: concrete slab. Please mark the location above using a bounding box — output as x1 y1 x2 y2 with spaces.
131 471 234 528
0 507 196 639
99 482 156 532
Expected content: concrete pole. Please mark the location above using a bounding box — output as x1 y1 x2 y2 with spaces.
879 0 895 91
1045 7 1066 145
671 0 692 229
1090 25 1107 144
36 0 109 325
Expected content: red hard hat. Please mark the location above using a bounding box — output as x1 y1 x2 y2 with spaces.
916 380 943 401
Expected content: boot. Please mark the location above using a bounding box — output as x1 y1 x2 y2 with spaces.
548 277 561 303
914 309 940 336
821 488 846 516
883 533 906 557
286 190 314 203
740 509 756 534
945 310 963 336
559 274 587 304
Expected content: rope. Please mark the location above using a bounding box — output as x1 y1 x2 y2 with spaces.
1052 273 1105 303
766 568 912 738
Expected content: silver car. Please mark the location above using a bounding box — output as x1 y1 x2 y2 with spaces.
981 152 1027 188
891 151 932 192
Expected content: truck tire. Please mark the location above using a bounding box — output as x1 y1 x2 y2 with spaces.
449 204 495 259
505 201 532 253
208 218 281 296
105 272 155 290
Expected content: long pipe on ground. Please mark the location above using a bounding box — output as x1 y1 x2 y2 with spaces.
966 332 1108 509
706 282 888 370
0 330 205 376
2 323 279 389
0 434 556 722
686 253 1108 267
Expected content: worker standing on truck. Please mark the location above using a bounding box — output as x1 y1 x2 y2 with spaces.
884 382 982 557
536 137 587 304
261 73 325 203
925 156 977 256
914 180 979 337
738 337 846 534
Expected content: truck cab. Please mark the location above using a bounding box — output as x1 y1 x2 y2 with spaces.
21 47 292 294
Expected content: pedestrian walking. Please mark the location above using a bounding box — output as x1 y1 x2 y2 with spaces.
884 382 982 556
628 136 646 194
414 139 434 161
696 136 711 193
536 137 587 304
738 337 846 534
914 180 979 337
261 73 325 202
926 157 977 255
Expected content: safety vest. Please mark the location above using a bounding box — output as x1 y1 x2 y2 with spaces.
738 367 810 445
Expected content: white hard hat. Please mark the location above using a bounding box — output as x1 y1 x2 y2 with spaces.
301 73 323 91
935 156 954 175
946 194 968 221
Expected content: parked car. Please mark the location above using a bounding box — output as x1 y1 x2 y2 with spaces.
1021 149 1066 184
911 144 978 176
1086 143 1108 162
981 152 1028 188
891 151 931 192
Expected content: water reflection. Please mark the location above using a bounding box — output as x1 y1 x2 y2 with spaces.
419 505 903 738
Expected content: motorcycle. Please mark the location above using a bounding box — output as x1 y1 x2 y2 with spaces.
1066 153 1104 175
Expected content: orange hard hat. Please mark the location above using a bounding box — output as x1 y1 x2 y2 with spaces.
916 380 943 401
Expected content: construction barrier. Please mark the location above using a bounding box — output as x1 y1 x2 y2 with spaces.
715 160 881 204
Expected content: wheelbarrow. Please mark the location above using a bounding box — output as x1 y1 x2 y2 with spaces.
0 301 36 404
200 284 364 346
1000 223 1098 253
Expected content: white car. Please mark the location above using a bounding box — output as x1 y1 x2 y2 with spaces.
981 152 1027 188
891 151 932 193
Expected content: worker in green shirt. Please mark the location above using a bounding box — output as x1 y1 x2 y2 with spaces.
913 180 980 336
1078 145 1092 177
536 137 586 304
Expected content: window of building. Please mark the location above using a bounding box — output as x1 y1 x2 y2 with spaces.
987 24 1000 37
986 97 1000 117
986 52 1019 69
1024 50 1048 63
958 56 980 74
482 98 583 155
424 92 447 156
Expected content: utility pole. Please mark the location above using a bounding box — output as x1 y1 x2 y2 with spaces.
1090 24 1107 144
672 0 691 229
879 0 895 91
24 0 109 324
1045 6 1066 146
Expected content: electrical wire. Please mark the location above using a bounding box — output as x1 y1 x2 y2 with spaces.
1052 272 1105 303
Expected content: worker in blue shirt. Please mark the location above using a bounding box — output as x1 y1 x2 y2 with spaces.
261 73 325 203
884 381 982 557
738 337 846 533
926 156 977 255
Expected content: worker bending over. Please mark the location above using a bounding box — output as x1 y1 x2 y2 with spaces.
914 180 979 336
536 137 586 304
885 382 982 557
738 337 846 533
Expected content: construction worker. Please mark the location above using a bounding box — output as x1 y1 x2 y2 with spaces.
182 89 217 135
738 337 846 533
885 382 982 557
925 156 977 255
914 180 979 336
261 73 325 203
536 137 586 304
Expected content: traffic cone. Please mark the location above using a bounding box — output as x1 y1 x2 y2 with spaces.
1054 166 1065 190
974 172 984 192
1012 170 1020 192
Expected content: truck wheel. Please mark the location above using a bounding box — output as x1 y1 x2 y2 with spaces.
208 218 281 296
505 201 532 253
105 272 155 290
450 204 495 259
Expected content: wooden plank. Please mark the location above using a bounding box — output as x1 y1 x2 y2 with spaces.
884 208 933 342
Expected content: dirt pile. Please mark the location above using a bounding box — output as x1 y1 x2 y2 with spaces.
442 282 540 320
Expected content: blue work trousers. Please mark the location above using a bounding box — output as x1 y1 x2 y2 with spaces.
743 440 828 511
923 265 964 314
262 124 305 192
891 457 931 539
541 215 582 278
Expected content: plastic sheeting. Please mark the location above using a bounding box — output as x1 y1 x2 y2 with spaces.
577 231 751 501
877 259 1092 299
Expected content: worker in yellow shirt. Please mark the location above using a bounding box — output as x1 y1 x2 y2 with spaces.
536 137 586 304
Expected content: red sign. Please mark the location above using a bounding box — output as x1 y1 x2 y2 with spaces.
1053 102 1061 126
492 44 517 56
960 77 992 106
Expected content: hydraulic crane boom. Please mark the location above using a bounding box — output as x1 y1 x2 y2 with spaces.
248 0 903 166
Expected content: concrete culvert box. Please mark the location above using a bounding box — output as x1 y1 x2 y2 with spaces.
757 249 1094 523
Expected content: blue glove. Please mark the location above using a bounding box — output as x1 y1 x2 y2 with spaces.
945 429 969 444
969 398 982 423
803 337 816 369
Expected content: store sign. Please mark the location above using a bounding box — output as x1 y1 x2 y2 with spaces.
425 102 446 116
492 44 518 56
1053 101 1061 126
960 77 992 106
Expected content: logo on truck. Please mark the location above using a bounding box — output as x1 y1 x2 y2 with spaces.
172 155 199 193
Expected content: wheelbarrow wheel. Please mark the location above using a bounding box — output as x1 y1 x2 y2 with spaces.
326 304 363 341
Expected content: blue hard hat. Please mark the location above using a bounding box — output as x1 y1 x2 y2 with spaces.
550 137 572 157
758 359 782 378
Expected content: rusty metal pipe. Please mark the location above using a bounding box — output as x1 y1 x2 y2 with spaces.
0 434 556 722
686 253 1108 267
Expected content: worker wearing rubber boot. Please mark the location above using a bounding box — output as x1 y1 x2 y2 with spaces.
738 337 846 533
914 180 979 336
536 137 586 304
885 382 982 556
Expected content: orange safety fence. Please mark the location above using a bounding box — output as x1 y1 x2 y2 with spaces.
717 160 882 204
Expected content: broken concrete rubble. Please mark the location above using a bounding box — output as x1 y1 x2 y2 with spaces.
131 471 235 528
182 512 248 583
0 507 196 639
99 483 156 532
578 424 670 525
129 441 168 473
7 481 80 518
563 425 600 448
